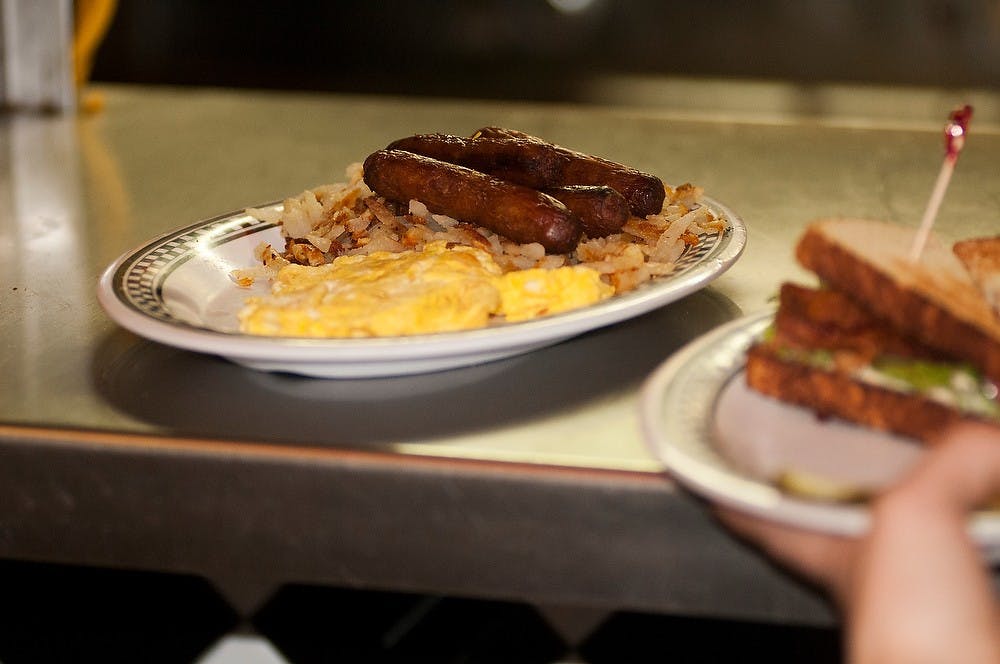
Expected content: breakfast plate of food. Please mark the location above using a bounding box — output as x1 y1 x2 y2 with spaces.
638 217 1000 551
97 127 747 378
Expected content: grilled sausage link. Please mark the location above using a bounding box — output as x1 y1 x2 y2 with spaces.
543 185 629 238
389 131 666 217
362 149 582 253
471 127 535 141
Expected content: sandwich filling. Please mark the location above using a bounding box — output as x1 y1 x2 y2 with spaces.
761 283 1000 422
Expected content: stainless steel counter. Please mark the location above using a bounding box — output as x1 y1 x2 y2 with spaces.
2 81 999 624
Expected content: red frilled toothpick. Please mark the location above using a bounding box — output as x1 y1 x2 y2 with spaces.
909 104 974 262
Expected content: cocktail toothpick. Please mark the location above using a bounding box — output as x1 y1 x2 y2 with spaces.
909 105 973 262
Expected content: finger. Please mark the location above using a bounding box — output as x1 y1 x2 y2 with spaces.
902 421 1000 511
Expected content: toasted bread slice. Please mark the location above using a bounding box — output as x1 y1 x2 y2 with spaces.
745 343 968 444
954 235 1000 314
773 283 943 363
796 219 1000 383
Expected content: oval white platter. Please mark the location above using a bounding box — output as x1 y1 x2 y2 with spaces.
98 197 746 378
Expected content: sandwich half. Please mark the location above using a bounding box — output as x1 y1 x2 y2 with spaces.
746 218 1000 444
955 235 1000 313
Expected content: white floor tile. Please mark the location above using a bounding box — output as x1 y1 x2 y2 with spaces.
195 634 290 664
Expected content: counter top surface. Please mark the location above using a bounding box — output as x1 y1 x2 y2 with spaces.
2 80 998 622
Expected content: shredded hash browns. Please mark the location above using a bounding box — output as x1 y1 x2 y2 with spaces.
236 162 727 293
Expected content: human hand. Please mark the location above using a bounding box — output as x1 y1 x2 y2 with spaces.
714 421 1000 663
846 421 1000 663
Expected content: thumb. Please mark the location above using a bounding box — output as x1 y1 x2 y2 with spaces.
905 421 1000 513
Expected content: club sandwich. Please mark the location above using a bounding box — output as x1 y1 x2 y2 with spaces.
746 218 1000 443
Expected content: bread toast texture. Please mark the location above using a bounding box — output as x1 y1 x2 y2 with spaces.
745 343 964 443
954 235 1000 313
773 282 941 362
796 219 1000 383
745 218 1000 443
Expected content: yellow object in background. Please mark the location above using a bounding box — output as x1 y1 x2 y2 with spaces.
73 0 118 112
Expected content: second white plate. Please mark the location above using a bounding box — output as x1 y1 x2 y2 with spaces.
638 309 1000 553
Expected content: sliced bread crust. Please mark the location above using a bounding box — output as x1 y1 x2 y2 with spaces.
954 235 1000 313
796 219 1000 383
773 282 943 361
745 343 969 444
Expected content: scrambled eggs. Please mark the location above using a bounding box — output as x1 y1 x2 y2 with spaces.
239 241 613 337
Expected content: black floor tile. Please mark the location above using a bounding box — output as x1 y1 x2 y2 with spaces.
253 584 568 663
0 558 239 664
0 558 843 664
578 611 842 664
388 596 568 663
253 584 424 663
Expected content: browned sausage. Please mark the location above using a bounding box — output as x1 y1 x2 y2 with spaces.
362 149 582 253
471 127 535 141
388 131 666 217
543 185 629 238
387 134 555 191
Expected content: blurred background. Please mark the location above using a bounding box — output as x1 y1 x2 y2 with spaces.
88 0 1000 103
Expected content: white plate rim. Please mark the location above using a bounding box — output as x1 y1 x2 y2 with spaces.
97 196 747 376
638 308 1000 547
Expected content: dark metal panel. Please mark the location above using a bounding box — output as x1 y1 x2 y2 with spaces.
0 428 833 625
